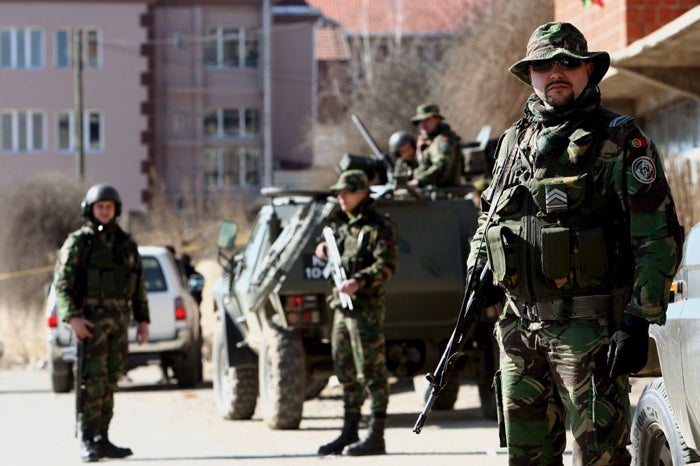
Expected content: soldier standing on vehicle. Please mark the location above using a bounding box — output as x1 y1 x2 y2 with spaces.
407 103 463 188
315 169 399 456
467 22 683 465
53 184 150 463
388 130 417 182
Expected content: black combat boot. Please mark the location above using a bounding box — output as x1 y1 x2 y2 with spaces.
343 413 387 456
95 433 133 458
80 432 99 463
317 411 361 456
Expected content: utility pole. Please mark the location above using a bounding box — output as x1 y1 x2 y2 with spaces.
73 28 85 183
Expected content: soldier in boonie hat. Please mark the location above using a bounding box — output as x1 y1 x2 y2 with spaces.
508 22 610 87
410 103 444 124
330 169 369 193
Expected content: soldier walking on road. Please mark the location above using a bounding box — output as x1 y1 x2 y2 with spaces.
53 184 150 463
408 103 463 188
315 170 399 456
467 22 684 465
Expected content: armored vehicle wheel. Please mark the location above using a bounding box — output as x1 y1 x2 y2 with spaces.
50 357 74 393
213 324 258 420
631 378 700 466
259 320 304 429
413 373 460 410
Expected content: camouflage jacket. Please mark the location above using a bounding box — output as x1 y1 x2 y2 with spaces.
468 88 683 324
335 198 399 302
53 220 150 323
413 122 462 187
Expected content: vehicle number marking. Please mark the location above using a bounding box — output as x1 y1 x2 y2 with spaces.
302 254 328 280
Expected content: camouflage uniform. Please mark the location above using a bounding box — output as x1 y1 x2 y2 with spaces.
410 104 463 187
54 192 149 458
467 23 683 465
318 170 398 457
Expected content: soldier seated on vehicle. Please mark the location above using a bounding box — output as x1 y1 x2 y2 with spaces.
388 130 417 184
407 103 463 188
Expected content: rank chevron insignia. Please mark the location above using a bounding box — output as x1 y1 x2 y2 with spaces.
545 187 568 213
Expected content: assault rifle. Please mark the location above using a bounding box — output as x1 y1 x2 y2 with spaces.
412 266 493 434
74 339 85 438
322 226 353 312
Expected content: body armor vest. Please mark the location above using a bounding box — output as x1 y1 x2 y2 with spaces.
84 231 138 305
485 111 630 307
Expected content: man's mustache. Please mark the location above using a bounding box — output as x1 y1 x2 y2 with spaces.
546 80 571 91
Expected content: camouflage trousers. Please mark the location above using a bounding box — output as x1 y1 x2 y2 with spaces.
331 304 389 414
79 309 129 436
495 313 632 466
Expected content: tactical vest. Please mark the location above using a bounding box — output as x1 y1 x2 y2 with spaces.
485 111 631 319
83 230 138 307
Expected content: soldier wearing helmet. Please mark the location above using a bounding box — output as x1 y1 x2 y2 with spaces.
388 130 417 182
467 22 683 464
407 103 463 188
53 184 150 462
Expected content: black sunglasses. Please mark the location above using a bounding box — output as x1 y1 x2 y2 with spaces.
529 57 583 73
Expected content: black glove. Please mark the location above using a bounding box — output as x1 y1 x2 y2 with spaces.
467 266 505 308
607 313 650 378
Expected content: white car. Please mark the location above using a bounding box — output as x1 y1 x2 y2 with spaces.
46 245 203 392
630 222 700 465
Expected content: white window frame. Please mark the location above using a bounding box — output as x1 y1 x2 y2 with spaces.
0 109 46 153
203 107 259 139
56 110 104 153
203 27 259 69
0 27 44 69
55 28 101 69
203 146 260 189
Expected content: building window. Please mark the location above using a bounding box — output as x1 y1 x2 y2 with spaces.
0 110 45 152
56 110 104 152
0 28 44 69
203 146 260 188
203 27 259 69
55 28 101 69
203 108 259 139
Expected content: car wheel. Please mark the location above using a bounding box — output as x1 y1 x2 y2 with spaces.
631 377 700 466
212 323 257 420
259 319 304 429
50 357 74 393
413 373 460 410
173 338 202 388
304 377 328 401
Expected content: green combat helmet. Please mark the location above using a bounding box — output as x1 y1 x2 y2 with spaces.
388 131 416 158
508 22 610 87
330 169 369 193
81 184 122 219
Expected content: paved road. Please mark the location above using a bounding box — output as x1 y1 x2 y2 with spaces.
0 364 646 466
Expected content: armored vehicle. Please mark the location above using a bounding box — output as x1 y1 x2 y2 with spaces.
211 123 499 430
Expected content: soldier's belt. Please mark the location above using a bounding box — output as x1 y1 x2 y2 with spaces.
509 294 611 321
84 298 129 307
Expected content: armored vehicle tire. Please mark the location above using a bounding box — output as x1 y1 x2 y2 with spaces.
413 374 460 410
213 324 258 420
174 337 203 388
50 358 74 393
259 320 305 429
630 378 700 466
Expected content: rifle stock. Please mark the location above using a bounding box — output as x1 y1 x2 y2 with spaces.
413 266 490 434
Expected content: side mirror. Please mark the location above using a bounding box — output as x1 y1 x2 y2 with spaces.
216 221 238 250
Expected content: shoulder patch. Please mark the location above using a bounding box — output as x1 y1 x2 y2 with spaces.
610 115 634 128
631 156 657 184
629 137 648 149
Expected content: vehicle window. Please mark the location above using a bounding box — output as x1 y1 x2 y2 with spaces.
141 256 167 292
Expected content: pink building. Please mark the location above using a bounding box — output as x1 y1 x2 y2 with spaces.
0 0 320 219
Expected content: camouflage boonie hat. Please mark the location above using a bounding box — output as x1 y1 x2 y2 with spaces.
330 169 369 193
411 103 444 124
509 22 610 87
